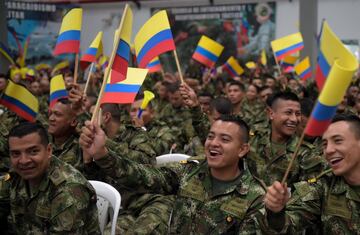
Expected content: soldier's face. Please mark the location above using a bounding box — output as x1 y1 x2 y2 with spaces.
198 96 211 114
205 120 249 176
9 132 51 186
129 99 153 125
246 85 258 101
227 85 244 105
322 121 360 179
169 91 183 108
48 102 77 137
269 99 301 139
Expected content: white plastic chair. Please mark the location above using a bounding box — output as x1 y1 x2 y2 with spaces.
156 153 191 165
89 180 121 235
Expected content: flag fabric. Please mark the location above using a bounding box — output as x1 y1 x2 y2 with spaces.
80 31 103 70
53 8 82 55
146 57 162 73
222 56 244 77
271 32 304 60
52 60 70 74
192 35 224 68
0 42 15 65
260 49 267 66
245 61 256 69
35 63 51 71
281 55 298 68
295 57 311 80
304 24 358 137
134 10 176 68
50 74 68 108
0 80 38 122
98 55 109 70
101 67 148 104
315 21 356 90
112 7 133 83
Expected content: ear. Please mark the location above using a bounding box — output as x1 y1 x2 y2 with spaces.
238 143 250 159
268 107 274 120
103 112 111 124
47 143 53 159
70 118 78 128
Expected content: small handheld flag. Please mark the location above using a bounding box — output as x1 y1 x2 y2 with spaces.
80 31 103 70
146 57 162 73
271 32 304 61
294 57 311 80
53 8 82 55
222 56 244 77
134 10 175 69
245 61 256 69
138 90 155 118
50 74 68 108
192 35 224 68
0 80 38 122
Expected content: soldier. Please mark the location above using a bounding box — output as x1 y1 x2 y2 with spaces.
247 91 325 187
0 122 100 234
263 114 360 234
239 84 266 127
80 115 266 234
227 81 246 115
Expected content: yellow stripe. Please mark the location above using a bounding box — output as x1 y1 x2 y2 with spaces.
59 8 82 34
108 67 148 85
5 80 38 112
50 74 66 92
294 57 310 75
119 7 133 44
198 36 224 56
271 32 303 52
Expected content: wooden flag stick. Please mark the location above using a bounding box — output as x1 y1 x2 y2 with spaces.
173 49 184 83
281 131 305 184
73 53 79 84
84 63 94 95
91 4 129 123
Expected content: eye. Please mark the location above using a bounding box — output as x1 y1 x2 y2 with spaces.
29 149 40 156
10 151 20 158
221 137 231 143
207 133 215 140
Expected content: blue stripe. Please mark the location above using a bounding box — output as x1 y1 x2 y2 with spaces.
275 42 304 57
50 89 68 102
116 39 130 61
2 94 37 117
299 68 311 78
147 60 160 67
105 84 141 93
195 46 218 63
137 29 173 63
85 47 97 56
225 62 238 76
312 102 337 121
317 50 330 78
57 30 81 43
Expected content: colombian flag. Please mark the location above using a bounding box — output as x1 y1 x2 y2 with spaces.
223 56 244 77
271 32 304 61
53 8 82 55
80 31 103 70
295 57 311 80
0 80 38 122
112 7 133 83
146 57 162 73
101 67 148 104
134 10 175 69
50 74 68 108
52 60 70 74
192 35 224 68
305 23 358 137
98 55 109 70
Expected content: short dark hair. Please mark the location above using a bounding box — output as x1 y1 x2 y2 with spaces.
8 122 49 147
101 103 122 121
210 97 233 115
300 98 314 117
331 114 360 139
228 81 245 92
268 91 299 108
166 82 180 93
216 115 249 143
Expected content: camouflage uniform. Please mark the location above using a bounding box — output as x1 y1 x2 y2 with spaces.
261 171 360 234
0 156 100 234
95 152 266 234
239 98 267 128
190 106 211 144
153 98 169 118
145 119 177 156
247 125 325 187
106 124 157 165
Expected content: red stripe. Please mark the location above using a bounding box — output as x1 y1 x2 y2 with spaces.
53 40 80 55
304 117 332 137
223 65 236 78
147 64 162 73
315 64 327 91
301 71 312 80
276 46 304 60
192 52 215 68
138 40 175 68
81 54 96 63
0 100 35 122
111 56 128 83
100 92 137 104
110 68 126 84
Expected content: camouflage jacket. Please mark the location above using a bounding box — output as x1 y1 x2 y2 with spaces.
190 106 211 144
106 124 157 165
262 171 360 234
94 153 266 234
239 98 267 127
247 126 325 187
145 119 177 156
0 156 100 234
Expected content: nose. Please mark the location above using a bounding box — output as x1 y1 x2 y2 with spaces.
289 113 298 122
18 154 32 165
324 142 336 156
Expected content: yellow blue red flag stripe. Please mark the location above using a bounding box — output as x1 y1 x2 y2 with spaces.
50 74 68 108
192 35 224 68
271 32 304 60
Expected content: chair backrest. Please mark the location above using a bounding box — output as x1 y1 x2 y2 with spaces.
89 180 121 235
156 153 191 165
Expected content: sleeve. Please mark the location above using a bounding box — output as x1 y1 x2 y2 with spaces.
190 106 210 144
0 180 10 232
298 144 326 182
94 150 183 195
49 183 100 234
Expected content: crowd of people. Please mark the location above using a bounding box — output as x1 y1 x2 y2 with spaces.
0 52 359 234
